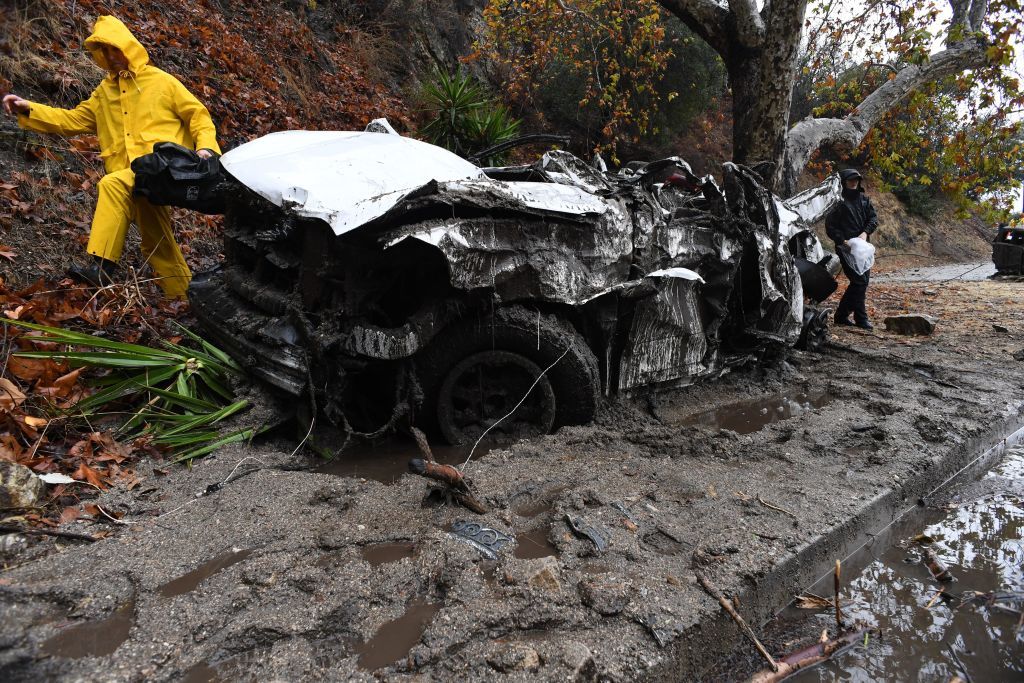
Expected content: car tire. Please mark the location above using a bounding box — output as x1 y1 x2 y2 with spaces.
796 306 830 352
416 306 601 445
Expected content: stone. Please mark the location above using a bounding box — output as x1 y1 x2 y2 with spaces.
883 314 937 336
486 643 541 673
579 578 630 615
0 461 44 509
510 556 562 591
1013 349 1024 362
551 641 598 682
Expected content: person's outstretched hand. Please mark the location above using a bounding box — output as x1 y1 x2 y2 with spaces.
2 94 30 116
197 148 214 159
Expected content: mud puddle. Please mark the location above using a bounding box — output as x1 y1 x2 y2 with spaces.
41 596 135 659
721 445 1024 680
354 598 441 671
361 542 416 566
662 390 832 434
316 435 487 484
159 548 253 598
514 527 558 559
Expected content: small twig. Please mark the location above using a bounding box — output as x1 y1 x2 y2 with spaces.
697 573 778 672
757 495 797 519
95 504 134 525
834 560 843 629
0 523 97 542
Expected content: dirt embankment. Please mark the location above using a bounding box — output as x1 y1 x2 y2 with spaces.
1 277 1022 681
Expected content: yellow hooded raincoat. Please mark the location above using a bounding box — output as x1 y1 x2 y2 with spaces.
17 16 221 298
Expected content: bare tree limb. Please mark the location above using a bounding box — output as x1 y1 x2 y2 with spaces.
783 37 990 194
728 0 766 47
658 0 732 56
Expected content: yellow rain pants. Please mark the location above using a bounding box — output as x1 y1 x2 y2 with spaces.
89 169 191 298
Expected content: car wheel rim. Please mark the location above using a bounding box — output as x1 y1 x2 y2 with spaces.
437 350 556 445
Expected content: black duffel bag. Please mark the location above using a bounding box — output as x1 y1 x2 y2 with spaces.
131 142 226 215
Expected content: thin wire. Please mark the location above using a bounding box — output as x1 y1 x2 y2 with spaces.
460 346 571 471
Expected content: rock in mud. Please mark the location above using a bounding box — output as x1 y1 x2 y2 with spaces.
579 577 630 615
514 556 562 591
486 643 542 673
884 314 937 335
1013 349 1024 361
0 461 44 509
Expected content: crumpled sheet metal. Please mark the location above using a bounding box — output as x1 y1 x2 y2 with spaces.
385 210 633 306
618 272 711 390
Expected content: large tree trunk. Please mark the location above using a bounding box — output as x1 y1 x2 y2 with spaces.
659 0 995 199
728 0 806 193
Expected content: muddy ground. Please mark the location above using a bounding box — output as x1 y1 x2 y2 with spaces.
2 271 1023 682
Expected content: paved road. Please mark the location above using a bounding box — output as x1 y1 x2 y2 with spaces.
874 260 996 282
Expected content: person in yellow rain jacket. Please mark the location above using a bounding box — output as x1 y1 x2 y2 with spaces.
2 15 220 299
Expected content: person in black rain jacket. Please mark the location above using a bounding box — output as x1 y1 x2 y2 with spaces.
826 169 878 329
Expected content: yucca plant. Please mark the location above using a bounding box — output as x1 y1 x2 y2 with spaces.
5 319 256 463
420 68 522 162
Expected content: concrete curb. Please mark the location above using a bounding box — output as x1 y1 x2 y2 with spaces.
655 407 1024 680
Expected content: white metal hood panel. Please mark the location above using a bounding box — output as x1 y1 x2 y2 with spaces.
220 130 487 235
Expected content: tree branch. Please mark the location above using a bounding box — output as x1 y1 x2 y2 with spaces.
782 38 991 194
729 0 766 47
658 0 732 56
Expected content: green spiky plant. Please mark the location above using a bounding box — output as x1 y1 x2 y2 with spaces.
420 68 521 162
5 319 256 463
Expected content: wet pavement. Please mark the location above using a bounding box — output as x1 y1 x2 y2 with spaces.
718 445 1024 681
874 261 996 282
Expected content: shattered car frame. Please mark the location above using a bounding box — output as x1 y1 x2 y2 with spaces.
190 123 841 444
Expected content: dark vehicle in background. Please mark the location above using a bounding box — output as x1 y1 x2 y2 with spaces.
993 224 1024 275
190 123 841 445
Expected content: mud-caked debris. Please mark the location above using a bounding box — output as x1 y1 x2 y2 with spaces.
524 557 562 591
1012 349 1024 361
884 314 937 335
0 461 44 509
485 643 542 673
308 483 354 510
579 577 631 615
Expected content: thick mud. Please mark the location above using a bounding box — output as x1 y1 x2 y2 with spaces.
1 279 1023 682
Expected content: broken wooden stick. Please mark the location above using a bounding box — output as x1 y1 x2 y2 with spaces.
408 458 488 514
696 573 778 672
747 628 871 683
0 524 97 542
834 560 843 629
757 495 797 519
410 426 435 462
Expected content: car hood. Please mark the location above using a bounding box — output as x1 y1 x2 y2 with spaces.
220 130 609 235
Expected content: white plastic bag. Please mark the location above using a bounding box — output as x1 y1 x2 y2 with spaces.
845 237 875 275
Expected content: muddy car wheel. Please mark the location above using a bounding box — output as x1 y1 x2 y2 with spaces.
437 350 557 444
417 306 600 445
796 307 830 352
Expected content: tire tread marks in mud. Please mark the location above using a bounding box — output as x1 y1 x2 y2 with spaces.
416 306 601 438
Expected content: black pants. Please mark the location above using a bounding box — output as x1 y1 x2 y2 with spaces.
835 251 870 324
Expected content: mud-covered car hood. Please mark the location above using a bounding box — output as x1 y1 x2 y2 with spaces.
220 130 610 235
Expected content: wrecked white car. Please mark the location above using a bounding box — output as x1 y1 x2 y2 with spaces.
189 124 841 444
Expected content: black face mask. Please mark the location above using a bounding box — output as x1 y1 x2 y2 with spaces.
842 185 861 200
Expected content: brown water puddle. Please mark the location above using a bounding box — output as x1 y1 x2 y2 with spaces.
316 435 486 484
666 390 833 434
159 548 253 598
41 597 135 659
719 444 1024 681
355 598 441 670
514 527 558 559
361 542 416 566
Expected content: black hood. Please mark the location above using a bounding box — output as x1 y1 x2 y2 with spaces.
839 169 864 199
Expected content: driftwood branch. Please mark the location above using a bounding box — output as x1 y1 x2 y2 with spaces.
697 573 778 671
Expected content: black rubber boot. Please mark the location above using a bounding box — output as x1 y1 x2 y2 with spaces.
68 255 119 288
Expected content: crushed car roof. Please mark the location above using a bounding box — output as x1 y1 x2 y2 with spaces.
220 130 610 235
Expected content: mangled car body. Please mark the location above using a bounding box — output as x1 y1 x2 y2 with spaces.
190 124 841 444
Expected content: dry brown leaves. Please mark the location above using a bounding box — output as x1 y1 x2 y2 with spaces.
0 276 181 527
